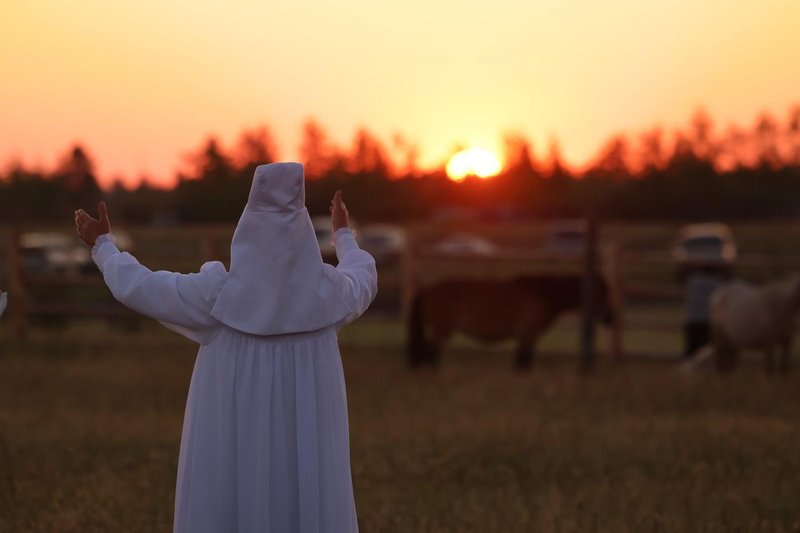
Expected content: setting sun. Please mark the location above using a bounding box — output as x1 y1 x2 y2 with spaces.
446 148 503 181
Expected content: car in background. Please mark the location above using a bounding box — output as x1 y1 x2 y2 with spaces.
672 223 737 265
357 224 407 264
311 216 359 263
20 230 135 275
539 219 588 255
431 233 497 256
111 231 135 253
311 216 336 260
21 232 92 275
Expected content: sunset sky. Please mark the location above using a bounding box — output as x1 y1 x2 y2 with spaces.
2 0 799 187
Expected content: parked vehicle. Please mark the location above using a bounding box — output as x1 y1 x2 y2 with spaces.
311 216 358 263
539 219 588 255
432 233 497 256
20 232 92 275
311 216 336 260
672 223 737 265
357 224 407 264
20 231 135 275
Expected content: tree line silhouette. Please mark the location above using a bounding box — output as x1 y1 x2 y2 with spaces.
2 105 800 225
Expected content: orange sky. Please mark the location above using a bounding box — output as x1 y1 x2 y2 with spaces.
2 0 799 188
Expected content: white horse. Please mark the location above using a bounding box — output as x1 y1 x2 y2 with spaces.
687 274 800 374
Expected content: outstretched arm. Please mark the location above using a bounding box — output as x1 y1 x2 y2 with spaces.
327 191 378 326
331 228 378 324
76 203 226 343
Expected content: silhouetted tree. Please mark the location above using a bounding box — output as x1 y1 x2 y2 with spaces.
638 127 665 175
502 133 539 178
173 137 241 222
54 144 103 217
390 133 420 178
234 126 276 170
689 108 717 163
544 139 572 180
754 112 781 169
586 134 631 179
183 137 235 182
718 125 748 171
347 128 392 178
788 105 800 165
5 104 800 223
0 160 63 223
299 120 337 179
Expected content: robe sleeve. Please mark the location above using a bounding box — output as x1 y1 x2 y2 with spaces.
326 228 378 327
91 233 227 344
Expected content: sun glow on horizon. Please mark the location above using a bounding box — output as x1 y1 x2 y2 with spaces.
3 1 800 186
446 148 502 181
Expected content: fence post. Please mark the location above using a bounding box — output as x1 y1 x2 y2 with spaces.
7 232 27 340
580 214 598 372
603 242 625 360
401 240 416 321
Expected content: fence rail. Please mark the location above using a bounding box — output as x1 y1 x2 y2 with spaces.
2 232 220 339
4 230 800 359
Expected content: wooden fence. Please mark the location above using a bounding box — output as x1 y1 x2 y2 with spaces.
2 232 222 340
3 227 799 361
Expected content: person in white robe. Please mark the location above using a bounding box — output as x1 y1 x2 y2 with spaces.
74 162 377 533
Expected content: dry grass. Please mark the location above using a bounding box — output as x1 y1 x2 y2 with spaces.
1 318 800 532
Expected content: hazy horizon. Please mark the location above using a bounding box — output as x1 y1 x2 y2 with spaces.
3 0 799 187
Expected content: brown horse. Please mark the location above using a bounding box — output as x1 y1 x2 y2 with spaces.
407 274 615 369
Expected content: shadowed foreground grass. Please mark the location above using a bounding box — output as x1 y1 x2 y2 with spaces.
1 318 799 532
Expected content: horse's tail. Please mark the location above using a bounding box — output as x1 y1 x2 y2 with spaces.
407 289 427 367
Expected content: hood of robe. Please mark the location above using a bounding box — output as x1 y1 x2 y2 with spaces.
209 162 352 335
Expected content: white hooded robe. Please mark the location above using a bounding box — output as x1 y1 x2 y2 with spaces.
91 162 377 533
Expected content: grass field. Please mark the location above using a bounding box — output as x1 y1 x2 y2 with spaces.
1 219 799 530
1 317 799 532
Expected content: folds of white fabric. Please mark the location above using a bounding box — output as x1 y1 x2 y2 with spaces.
173 327 358 533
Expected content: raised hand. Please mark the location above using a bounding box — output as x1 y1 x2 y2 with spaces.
329 190 350 232
74 201 111 247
